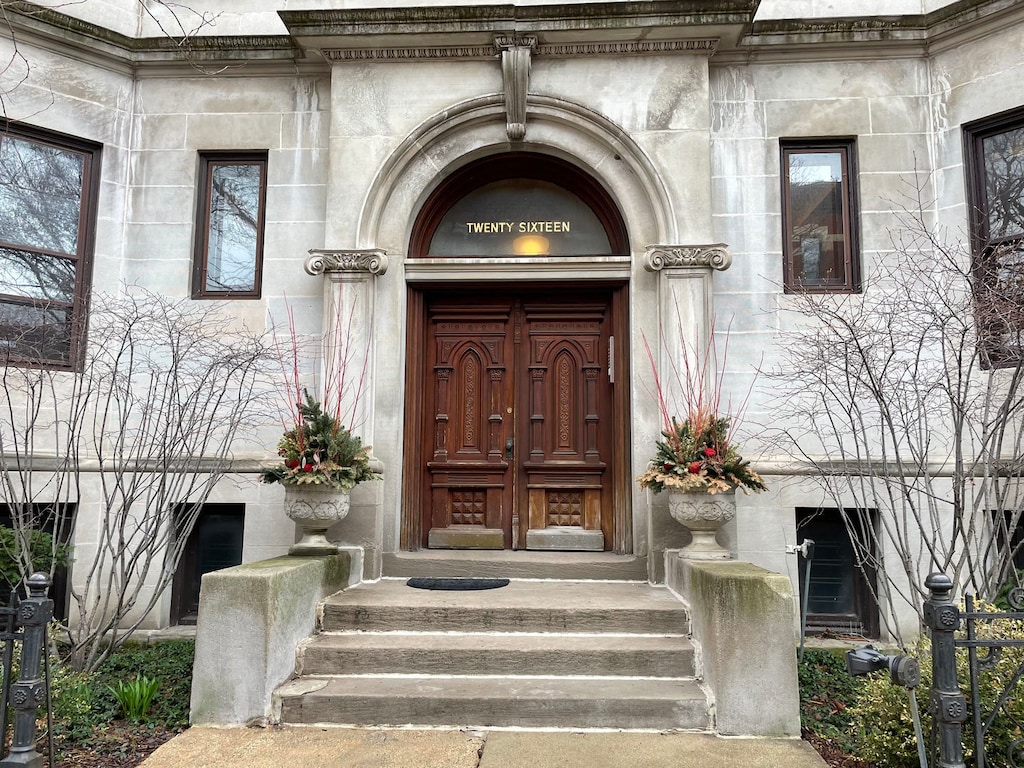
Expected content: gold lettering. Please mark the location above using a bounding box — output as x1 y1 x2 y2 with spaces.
467 220 572 235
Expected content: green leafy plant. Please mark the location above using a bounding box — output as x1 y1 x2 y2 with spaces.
850 602 1024 768
798 649 866 756
0 526 71 587
107 675 160 722
93 640 194 726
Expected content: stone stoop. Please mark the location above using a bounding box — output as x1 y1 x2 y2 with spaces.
273 579 710 730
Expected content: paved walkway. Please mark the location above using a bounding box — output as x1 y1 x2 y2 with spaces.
139 727 828 768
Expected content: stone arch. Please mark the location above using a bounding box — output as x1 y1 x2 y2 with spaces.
358 93 676 255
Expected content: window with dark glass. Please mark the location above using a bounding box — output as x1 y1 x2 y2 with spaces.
965 108 1024 366
0 123 100 368
192 152 267 299
781 140 859 292
170 503 244 625
796 507 878 638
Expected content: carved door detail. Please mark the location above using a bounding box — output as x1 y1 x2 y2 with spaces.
422 292 613 550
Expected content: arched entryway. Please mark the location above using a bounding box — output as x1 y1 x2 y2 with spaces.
401 153 632 553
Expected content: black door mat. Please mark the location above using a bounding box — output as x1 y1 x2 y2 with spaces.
406 577 510 591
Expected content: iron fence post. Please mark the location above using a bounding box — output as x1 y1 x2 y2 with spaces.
924 572 967 768
0 573 52 768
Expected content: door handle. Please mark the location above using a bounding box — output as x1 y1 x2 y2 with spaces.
505 438 514 461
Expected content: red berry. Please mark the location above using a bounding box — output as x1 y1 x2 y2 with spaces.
303 463 314 472
663 463 674 472
285 459 299 469
688 461 701 474
704 447 717 458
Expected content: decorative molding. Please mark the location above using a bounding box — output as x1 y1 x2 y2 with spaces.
321 37 717 63
321 45 497 62
536 39 718 56
305 249 389 276
495 35 536 141
643 244 732 272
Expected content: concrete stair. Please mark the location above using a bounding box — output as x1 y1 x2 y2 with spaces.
274 579 709 730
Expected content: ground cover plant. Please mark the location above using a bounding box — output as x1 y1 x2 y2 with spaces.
42 638 194 767
799 649 874 767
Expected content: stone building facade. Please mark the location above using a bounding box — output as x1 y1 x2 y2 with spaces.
1 0 1022 641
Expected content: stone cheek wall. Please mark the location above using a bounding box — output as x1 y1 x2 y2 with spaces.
667 555 801 737
190 553 356 725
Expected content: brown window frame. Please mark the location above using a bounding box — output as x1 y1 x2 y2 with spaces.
0 121 101 371
191 151 267 300
781 139 860 293
964 106 1024 368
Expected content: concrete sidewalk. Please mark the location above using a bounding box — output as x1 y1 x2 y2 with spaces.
139 727 828 768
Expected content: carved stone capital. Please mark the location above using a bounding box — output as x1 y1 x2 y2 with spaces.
305 249 389 276
643 244 732 272
495 35 536 141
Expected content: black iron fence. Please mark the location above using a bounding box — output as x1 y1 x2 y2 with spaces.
0 573 53 768
849 573 1024 768
925 572 1024 768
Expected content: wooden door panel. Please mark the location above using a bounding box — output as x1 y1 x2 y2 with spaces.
521 304 611 551
420 291 616 551
424 304 513 549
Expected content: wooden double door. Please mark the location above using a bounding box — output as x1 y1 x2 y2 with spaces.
410 286 622 550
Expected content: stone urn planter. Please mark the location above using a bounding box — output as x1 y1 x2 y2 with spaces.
668 488 736 560
283 484 351 556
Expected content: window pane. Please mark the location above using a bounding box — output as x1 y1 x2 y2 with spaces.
0 300 71 364
0 246 75 302
982 127 1024 241
0 135 84 255
429 179 612 257
787 151 848 286
205 162 261 293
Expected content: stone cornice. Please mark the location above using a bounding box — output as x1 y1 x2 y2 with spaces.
644 244 732 272
1 0 1020 72
305 249 389 276
735 0 1023 61
0 0 303 72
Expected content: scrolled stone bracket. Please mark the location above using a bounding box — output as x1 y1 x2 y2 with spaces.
643 243 733 272
305 249 389 276
495 34 536 141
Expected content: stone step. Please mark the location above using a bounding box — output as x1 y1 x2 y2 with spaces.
299 632 695 678
383 551 649 581
276 675 709 730
319 579 689 634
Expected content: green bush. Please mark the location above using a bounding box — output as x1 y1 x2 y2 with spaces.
0 526 71 588
47 656 100 742
849 603 1024 768
798 649 866 755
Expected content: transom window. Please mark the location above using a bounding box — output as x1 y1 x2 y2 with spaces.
428 179 612 257
0 123 100 369
411 153 628 259
965 107 1024 366
781 140 860 293
192 152 267 299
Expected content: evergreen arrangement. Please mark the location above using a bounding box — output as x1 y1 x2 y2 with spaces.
636 415 767 495
260 390 378 492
